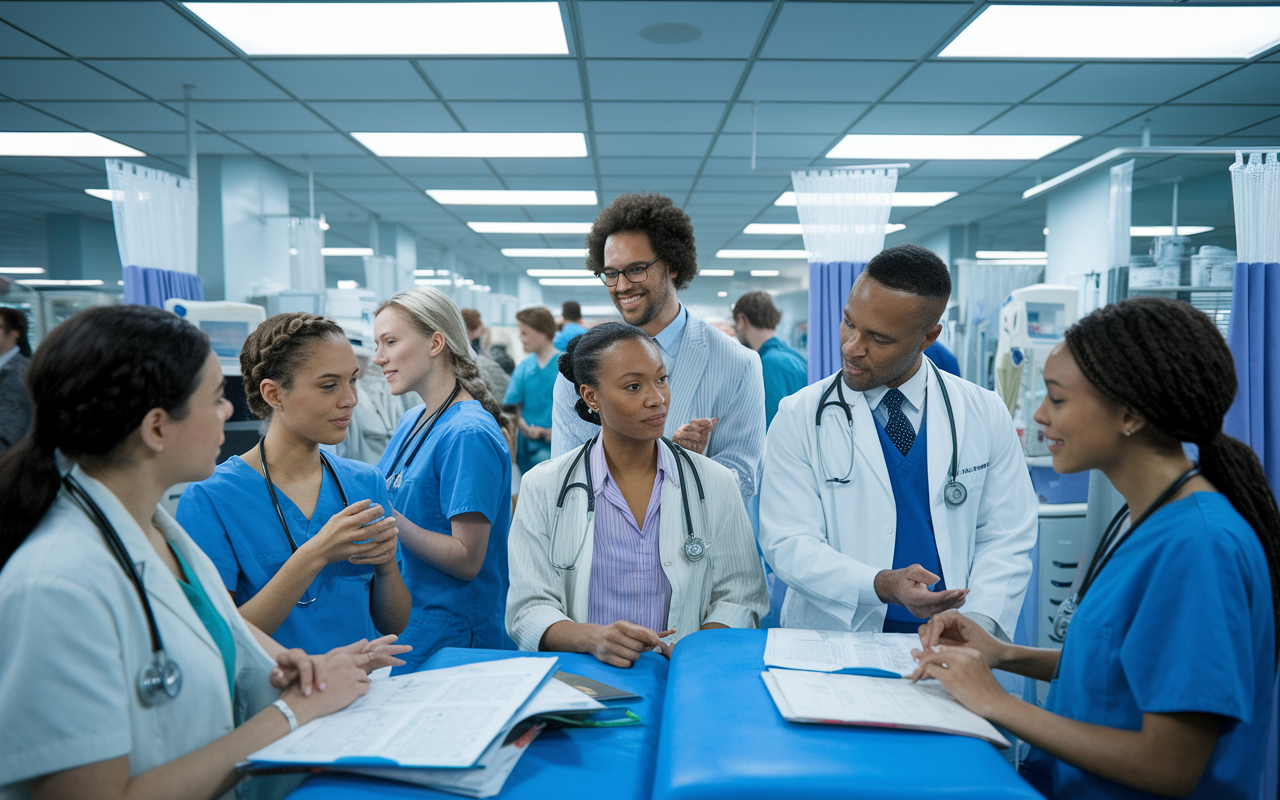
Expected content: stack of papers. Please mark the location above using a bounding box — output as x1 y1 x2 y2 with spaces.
764 628 921 676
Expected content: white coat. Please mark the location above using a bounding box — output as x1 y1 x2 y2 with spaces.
758 363 1037 639
506 442 769 651
0 466 283 800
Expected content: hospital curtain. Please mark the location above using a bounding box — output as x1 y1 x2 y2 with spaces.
791 169 897 383
1221 150 1280 800
289 217 325 292
107 159 201 309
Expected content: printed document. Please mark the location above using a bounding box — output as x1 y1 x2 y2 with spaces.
764 628 920 675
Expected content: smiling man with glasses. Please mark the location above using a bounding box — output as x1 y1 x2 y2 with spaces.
549 192 766 502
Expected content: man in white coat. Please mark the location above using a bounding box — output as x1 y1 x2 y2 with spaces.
759 245 1036 641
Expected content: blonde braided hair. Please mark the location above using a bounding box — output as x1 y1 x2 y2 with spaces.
239 312 347 419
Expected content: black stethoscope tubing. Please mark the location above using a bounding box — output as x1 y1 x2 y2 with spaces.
257 437 349 555
383 379 462 481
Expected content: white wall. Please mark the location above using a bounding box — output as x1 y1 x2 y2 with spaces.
220 156 290 303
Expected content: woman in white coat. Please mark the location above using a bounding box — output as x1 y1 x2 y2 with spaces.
506 322 768 667
0 306 406 800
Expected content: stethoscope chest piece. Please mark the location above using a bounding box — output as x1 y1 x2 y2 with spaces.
684 536 706 562
944 479 967 508
1050 593 1078 644
138 651 182 706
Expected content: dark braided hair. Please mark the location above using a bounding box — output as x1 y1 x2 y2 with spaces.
1065 296 1280 644
558 322 658 424
240 312 347 419
0 305 210 567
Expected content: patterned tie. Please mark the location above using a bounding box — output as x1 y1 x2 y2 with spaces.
882 388 915 456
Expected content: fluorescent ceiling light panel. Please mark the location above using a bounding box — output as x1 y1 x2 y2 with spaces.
468 222 594 234
941 5 1280 60
976 251 1047 259
1130 226 1214 237
322 247 374 256
750 270 781 277
827 135 1079 161
539 278 605 287
416 278 453 286
354 132 586 159
526 269 594 278
428 190 597 206
85 189 122 201
775 192 955 207
18 279 104 286
183 3 568 56
718 250 808 260
0 267 45 274
0 132 143 158
744 223 905 235
700 269 735 277
502 248 588 258
413 269 436 277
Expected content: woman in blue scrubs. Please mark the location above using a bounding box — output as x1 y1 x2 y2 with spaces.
373 287 513 671
505 306 561 474
911 297 1279 799
179 313 411 655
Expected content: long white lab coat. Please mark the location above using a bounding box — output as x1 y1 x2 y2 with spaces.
758 364 1037 640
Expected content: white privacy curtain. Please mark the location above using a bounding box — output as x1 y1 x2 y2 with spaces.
791 168 898 263
289 217 325 292
1231 152 1280 263
106 159 197 273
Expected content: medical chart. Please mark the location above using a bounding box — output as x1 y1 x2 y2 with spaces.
247 657 559 769
762 668 1009 747
764 628 921 675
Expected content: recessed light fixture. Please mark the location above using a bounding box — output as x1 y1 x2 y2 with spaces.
976 250 1047 259
526 269 594 278
744 223 906 235
774 192 955 208
717 291 728 297
183 2 569 55
354 132 587 158
17 279 105 286
468 222 594 234
336 280 360 289
941 5 1280 60
416 278 453 286
827 135 1079 161
1130 226 1214 237
502 248 588 258
85 189 121 201
717 250 808 260
750 269 781 277
538 278 604 287
322 247 374 256
0 267 46 274
0 132 144 158
428 190 598 206
414 269 436 277
700 269 735 277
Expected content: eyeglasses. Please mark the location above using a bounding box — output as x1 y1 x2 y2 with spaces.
599 255 661 287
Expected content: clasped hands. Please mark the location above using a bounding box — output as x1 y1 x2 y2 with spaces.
269 635 412 697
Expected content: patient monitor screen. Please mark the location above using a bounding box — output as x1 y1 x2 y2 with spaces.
1025 302 1066 339
201 320 250 359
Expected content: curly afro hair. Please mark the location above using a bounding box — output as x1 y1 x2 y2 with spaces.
586 193 698 290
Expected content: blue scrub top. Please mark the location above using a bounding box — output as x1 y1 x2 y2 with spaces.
553 322 587 352
505 351 560 473
758 336 807 428
1025 492 1274 799
924 341 960 377
177 454 399 655
378 400 512 671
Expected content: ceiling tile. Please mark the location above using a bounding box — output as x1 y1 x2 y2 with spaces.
906 161 1031 179
419 59 582 101
450 102 587 132
1109 105 1280 137
312 175 407 191
761 2 972 60
107 131 249 156
254 60 433 101
88 59 287 100
741 61 910 102
854 103 1009 134
695 175 791 192
595 132 713 156
1030 64 1237 105
0 156 103 174
0 2 231 58
308 101 459 132
578 1 772 58
0 101 75 130
0 19 62 56
711 132 833 158
487 159 597 175
602 175 694 191
888 62 1074 103
979 104 1147 136
1174 64 1280 105
231 132 367 156
1232 114 1280 137
390 158 497 175
592 101 725 132
0 60 142 100
597 156 703 174
275 156 389 175
28 100 184 131
499 176 597 190
723 102 867 134
587 60 744 101
179 101 329 132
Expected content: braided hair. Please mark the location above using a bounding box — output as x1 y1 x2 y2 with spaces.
0 305 209 567
240 312 348 419
558 321 657 424
1065 296 1280 642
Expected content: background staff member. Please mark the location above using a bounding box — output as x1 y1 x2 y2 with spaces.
178 313 411 655
550 193 766 502
760 245 1036 639
0 307 32 454
505 306 561 475
374 288 513 671
508 323 768 667
912 297 1279 800
0 306 402 800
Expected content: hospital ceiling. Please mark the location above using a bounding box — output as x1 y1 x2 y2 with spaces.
1 0 1278 303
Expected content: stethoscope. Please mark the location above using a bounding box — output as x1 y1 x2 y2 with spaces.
549 436 707 571
814 360 968 508
1050 467 1201 647
64 475 182 707
382 380 461 492
257 437 350 607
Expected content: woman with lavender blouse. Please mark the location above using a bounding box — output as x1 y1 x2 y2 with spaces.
506 323 769 667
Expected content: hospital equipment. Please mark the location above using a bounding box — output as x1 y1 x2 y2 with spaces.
992 284 1078 458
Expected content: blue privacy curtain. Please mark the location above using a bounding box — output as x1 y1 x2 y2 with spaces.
807 261 864 383
122 265 204 308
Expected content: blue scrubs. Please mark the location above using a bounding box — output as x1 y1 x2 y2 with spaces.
758 336 808 428
504 351 561 473
177 454 399 655
1024 492 1274 799
378 400 512 672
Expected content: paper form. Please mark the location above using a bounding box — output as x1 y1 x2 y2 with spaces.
763 668 1009 747
764 628 921 675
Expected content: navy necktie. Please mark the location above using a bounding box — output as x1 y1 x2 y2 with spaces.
882 388 915 456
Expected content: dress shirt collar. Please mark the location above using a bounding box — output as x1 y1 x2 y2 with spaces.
590 435 671 497
863 356 928 414
651 303 688 362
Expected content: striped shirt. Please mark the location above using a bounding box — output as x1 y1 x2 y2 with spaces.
586 437 673 631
